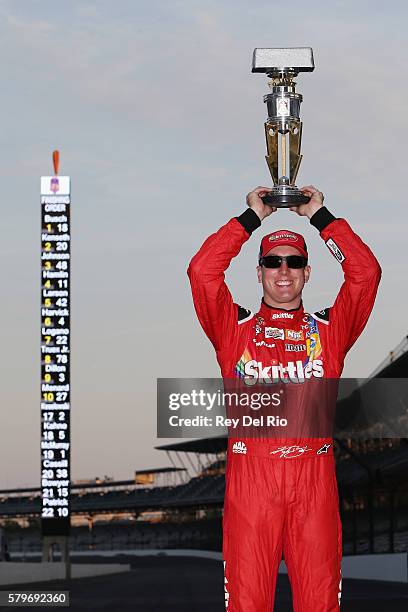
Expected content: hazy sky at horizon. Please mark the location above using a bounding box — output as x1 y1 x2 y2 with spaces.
0 0 407 487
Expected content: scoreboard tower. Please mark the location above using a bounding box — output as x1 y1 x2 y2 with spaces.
40 151 71 570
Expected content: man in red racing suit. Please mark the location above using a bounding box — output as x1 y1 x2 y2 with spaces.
187 185 381 611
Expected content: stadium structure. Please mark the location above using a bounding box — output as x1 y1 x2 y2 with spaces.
1 337 408 559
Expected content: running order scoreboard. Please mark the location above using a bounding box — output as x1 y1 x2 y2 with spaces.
40 172 71 536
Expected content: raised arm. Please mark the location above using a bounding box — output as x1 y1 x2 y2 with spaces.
187 187 275 352
315 212 381 356
293 185 381 359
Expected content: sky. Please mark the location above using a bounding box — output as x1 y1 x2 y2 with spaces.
0 0 407 487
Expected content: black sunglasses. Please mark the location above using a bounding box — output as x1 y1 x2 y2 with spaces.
259 255 308 269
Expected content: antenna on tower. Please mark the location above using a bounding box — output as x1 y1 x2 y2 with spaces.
53 150 60 175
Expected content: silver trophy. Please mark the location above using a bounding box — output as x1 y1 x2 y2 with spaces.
252 47 315 207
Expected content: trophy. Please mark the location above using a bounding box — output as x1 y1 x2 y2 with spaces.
252 47 314 207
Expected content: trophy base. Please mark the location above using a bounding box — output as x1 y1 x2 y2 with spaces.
261 186 310 208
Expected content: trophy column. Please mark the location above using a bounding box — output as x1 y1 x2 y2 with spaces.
252 48 315 207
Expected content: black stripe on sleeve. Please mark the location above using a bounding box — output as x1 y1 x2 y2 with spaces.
310 207 337 231
236 209 262 234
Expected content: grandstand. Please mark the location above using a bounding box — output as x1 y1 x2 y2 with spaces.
1 338 408 559
369 334 408 378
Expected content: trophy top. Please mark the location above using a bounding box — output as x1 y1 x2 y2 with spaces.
252 48 315 75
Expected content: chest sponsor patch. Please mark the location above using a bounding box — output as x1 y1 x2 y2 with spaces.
285 329 304 341
285 343 306 352
252 338 275 348
325 238 345 263
265 327 284 340
243 359 324 384
272 312 294 320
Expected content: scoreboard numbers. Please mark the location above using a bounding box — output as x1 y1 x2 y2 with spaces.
40 175 71 536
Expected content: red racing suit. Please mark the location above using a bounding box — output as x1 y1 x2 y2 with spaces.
188 206 381 611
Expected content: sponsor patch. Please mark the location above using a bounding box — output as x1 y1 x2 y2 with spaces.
232 441 247 454
269 231 298 243
285 329 304 341
285 343 306 352
253 339 275 348
272 312 294 320
223 561 230 609
326 238 345 263
243 359 324 384
265 327 284 340
317 443 331 455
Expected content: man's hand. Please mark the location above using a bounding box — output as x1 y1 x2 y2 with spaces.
289 185 324 219
246 186 277 221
